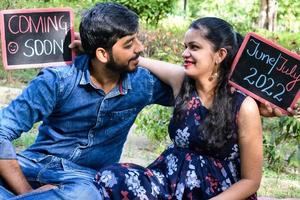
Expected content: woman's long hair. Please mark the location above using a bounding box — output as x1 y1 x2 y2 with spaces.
174 17 244 152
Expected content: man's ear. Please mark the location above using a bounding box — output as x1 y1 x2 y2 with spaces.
95 47 109 63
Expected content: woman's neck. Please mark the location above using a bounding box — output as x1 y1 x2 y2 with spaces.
195 78 217 108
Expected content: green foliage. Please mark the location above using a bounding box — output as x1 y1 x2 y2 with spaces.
263 116 300 173
109 0 177 26
277 0 300 32
134 26 185 146
1 0 178 27
185 0 300 33
186 0 261 34
13 123 39 150
0 0 13 9
135 105 173 145
255 30 300 54
139 26 185 64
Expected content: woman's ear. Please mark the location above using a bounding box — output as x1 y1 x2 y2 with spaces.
216 48 228 64
95 47 109 63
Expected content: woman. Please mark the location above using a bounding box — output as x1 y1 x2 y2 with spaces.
94 17 263 200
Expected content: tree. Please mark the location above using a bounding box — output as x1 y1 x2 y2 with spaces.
111 0 177 26
183 0 187 13
258 0 278 31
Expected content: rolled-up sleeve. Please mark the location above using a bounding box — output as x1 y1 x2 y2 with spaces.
0 68 59 159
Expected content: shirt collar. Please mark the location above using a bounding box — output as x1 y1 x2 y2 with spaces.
119 73 132 95
77 55 92 86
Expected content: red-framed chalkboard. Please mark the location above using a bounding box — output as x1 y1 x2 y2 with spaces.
0 8 75 70
229 32 300 114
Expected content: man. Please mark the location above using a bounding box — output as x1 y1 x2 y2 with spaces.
0 3 172 200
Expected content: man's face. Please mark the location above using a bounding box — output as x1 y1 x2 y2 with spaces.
106 33 144 73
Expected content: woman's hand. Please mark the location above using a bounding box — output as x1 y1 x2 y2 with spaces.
69 32 84 54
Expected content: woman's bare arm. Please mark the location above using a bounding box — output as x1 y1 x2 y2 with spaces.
210 96 263 200
139 57 185 96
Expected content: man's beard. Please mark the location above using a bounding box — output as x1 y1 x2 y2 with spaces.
106 51 140 73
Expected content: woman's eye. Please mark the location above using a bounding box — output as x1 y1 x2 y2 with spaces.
190 45 199 50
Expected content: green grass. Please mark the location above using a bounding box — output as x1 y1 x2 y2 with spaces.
258 168 300 198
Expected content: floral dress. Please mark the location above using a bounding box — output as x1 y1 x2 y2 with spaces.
94 91 257 200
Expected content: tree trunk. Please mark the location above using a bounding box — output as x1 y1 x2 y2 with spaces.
258 0 278 31
183 0 187 13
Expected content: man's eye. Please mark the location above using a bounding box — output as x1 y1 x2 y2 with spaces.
124 43 133 49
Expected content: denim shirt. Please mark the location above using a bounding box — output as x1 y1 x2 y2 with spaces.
0 55 173 170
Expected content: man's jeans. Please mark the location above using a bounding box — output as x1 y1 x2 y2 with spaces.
0 154 103 200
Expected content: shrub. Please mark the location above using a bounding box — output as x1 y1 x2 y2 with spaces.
109 0 177 26
263 116 300 173
135 105 173 147
134 26 186 146
139 26 185 64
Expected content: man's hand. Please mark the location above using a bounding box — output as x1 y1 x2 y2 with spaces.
258 102 298 117
69 32 84 54
0 159 33 195
33 184 58 193
230 86 298 117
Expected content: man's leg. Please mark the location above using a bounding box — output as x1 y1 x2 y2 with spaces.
7 180 102 200
14 155 102 200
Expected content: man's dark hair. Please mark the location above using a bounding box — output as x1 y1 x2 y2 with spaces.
79 3 139 57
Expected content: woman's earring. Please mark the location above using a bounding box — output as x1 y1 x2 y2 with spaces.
208 62 219 81
208 72 218 81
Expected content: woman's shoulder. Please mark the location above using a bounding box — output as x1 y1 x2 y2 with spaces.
232 90 259 116
240 96 260 115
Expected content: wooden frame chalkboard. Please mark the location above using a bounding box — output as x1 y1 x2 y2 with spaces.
0 8 74 70
229 32 300 114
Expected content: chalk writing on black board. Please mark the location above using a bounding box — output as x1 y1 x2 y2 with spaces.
0 8 74 69
229 32 300 113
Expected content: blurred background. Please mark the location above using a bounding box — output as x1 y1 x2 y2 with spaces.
0 0 299 198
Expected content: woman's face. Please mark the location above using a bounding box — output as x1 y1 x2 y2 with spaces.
182 28 219 80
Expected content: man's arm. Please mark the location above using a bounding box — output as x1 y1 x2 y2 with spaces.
0 68 59 194
0 159 57 195
0 160 33 194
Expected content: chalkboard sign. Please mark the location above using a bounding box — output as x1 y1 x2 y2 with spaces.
0 8 74 69
229 32 300 114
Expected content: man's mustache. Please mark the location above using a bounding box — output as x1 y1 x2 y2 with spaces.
129 53 140 62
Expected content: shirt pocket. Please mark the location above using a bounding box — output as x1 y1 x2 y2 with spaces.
102 108 138 138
